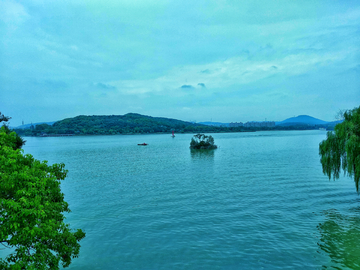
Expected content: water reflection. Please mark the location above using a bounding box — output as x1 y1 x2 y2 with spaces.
190 149 215 159
318 209 360 269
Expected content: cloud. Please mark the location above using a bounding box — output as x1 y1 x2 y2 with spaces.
70 45 79 51
0 1 29 26
2 1 360 125
180 85 194 89
93 83 117 90
107 45 355 100
201 69 211 74
27 79 68 92
44 80 68 90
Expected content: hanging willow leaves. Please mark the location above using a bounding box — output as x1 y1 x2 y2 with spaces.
319 106 360 192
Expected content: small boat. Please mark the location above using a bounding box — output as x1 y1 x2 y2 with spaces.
171 130 175 138
138 143 148 146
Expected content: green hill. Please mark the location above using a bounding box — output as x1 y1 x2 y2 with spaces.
13 113 334 137
14 113 227 136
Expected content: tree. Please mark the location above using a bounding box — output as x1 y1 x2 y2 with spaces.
0 112 25 150
190 133 217 149
0 127 85 269
0 112 11 124
319 106 360 191
0 125 26 150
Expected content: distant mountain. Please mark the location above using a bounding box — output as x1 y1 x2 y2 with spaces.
12 113 343 136
200 115 331 127
326 120 343 125
276 115 328 126
199 122 229 127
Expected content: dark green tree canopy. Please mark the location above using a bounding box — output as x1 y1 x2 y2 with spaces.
0 112 25 149
0 112 11 124
319 106 360 191
190 133 217 149
0 127 85 269
0 125 26 150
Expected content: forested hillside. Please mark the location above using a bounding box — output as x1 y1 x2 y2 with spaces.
14 113 332 137
14 113 230 136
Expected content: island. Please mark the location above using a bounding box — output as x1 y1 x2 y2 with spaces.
190 134 218 149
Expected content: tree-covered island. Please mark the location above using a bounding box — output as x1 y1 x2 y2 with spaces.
190 134 218 149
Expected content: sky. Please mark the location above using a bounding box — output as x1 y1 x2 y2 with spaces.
1 0 359 126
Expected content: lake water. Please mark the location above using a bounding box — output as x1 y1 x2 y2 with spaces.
3 131 360 269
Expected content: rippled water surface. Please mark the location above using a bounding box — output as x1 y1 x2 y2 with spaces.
6 131 360 269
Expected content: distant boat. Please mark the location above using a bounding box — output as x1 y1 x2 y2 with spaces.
171 130 175 138
138 143 148 146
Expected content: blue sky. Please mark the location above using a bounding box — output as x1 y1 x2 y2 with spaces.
1 0 359 126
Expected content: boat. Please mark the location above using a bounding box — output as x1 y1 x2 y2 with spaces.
171 130 175 138
138 143 148 146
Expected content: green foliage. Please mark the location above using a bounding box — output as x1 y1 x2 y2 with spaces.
0 126 26 150
0 112 11 124
319 106 360 191
190 134 217 149
0 128 85 269
0 111 25 149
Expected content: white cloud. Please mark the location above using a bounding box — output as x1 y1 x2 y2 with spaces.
0 0 29 27
2 1 359 124
107 47 353 97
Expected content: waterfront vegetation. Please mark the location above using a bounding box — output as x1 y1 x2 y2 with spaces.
319 106 360 191
0 113 85 269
